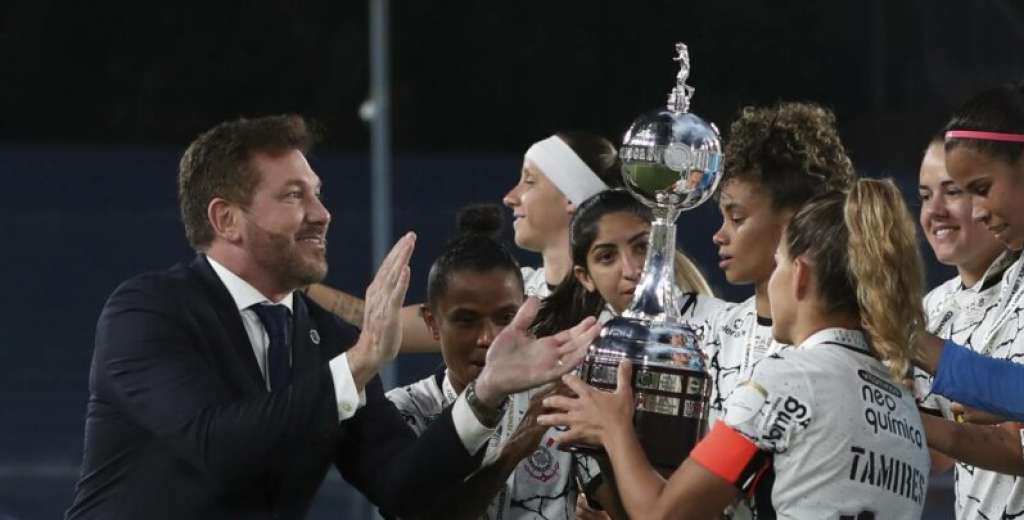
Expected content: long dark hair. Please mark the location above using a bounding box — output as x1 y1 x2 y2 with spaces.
426 204 523 310
529 190 711 336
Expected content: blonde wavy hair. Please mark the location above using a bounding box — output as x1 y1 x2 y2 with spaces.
785 179 925 380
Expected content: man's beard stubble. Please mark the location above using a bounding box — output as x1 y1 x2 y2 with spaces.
247 220 328 291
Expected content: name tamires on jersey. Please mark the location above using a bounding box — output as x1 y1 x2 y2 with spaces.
701 328 930 520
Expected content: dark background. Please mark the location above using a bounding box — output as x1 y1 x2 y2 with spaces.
2 1 1022 518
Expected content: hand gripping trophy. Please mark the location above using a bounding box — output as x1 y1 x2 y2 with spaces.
563 43 723 470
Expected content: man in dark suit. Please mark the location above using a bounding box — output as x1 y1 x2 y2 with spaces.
66 115 599 519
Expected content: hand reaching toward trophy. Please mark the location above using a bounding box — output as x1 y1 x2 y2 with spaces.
539 360 637 448
474 297 601 408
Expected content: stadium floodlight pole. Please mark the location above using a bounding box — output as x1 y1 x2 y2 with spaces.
362 0 398 392
355 1 397 518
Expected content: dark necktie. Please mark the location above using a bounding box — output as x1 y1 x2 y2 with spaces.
250 303 291 390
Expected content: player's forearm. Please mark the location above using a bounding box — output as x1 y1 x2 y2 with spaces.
602 422 668 519
913 333 944 374
922 414 1024 475
591 477 630 520
931 340 1024 420
305 283 364 327
399 305 442 353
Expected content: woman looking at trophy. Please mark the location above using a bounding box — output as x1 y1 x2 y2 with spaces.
530 188 721 337
695 101 857 432
539 179 932 519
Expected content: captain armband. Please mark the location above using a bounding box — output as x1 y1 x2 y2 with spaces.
690 420 772 495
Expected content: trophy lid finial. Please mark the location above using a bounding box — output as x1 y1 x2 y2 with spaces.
667 42 695 113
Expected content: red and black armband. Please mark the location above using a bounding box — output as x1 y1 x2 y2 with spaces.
690 420 772 495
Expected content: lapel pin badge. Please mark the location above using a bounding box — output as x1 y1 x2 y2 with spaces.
310 329 321 345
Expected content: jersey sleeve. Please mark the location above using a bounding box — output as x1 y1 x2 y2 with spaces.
720 355 815 454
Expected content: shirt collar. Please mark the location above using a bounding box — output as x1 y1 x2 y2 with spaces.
206 256 294 313
799 327 869 353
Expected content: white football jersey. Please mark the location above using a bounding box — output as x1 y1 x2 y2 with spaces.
676 294 786 520
387 369 599 520
916 252 1024 520
695 296 791 427
721 328 930 519
521 266 551 299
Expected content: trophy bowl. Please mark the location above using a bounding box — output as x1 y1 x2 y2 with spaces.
561 43 723 471
620 110 722 214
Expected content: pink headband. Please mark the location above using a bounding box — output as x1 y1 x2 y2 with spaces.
945 130 1024 143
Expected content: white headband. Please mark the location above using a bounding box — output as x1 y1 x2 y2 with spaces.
524 136 608 205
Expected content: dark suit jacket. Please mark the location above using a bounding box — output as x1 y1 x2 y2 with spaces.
67 255 482 519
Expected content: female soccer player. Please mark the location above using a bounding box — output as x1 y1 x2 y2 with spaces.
913 133 1013 518
540 179 931 519
530 189 720 336
386 204 605 519
914 81 1024 510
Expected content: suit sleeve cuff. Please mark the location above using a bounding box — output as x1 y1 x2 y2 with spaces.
329 353 367 422
452 392 496 454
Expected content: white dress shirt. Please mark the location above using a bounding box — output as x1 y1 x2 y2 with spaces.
206 257 494 452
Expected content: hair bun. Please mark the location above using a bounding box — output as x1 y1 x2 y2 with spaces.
456 203 504 239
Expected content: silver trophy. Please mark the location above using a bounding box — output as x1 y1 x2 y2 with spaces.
565 43 723 469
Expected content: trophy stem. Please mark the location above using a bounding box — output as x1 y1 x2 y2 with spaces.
622 213 682 324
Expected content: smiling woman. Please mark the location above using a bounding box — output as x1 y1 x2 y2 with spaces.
918 136 1005 286
915 133 1023 520
913 81 1024 520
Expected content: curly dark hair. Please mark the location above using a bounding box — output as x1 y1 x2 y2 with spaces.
178 114 317 250
722 101 856 211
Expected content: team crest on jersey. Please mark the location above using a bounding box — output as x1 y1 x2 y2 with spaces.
722 316 749 338
524 445 560 482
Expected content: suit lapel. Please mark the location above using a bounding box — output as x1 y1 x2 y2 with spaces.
190 255 266 392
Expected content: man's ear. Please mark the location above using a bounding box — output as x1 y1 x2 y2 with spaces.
421 304 441 341
574 265 596 293
208 198 243 243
